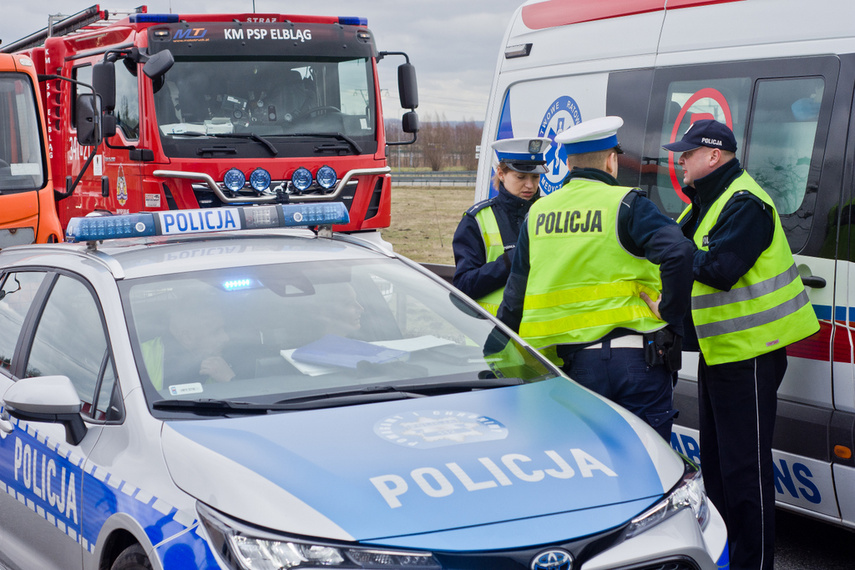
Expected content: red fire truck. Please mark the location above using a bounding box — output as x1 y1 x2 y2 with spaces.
2 5 419 232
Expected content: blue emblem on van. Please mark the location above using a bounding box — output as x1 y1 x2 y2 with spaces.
375 410 508 448
539 96 582 194
531 549 573 570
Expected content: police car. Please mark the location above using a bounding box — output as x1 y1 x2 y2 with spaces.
0 204 728 570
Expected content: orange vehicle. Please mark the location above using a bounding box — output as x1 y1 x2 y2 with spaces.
0 52 62 245
3 5 419 233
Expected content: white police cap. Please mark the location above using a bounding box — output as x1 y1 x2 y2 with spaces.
490 137 552 174
554 116 624 155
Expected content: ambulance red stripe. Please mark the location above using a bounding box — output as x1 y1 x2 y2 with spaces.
520 0 744 31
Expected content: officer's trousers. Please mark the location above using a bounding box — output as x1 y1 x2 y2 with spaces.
698 347 787 570
561 341 677 440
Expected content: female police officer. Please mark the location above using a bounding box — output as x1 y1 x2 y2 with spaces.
452 137 550 315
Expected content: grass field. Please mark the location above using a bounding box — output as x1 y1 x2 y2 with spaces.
385 184 476 265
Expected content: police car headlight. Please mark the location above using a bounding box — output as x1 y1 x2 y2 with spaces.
198 503 440 569
625 459 709 538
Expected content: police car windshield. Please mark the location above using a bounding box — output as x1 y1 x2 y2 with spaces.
122 258 555 417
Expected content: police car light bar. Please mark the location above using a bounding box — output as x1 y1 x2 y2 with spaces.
65 203 350 243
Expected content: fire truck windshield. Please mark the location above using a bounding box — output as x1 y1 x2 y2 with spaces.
154 58 376 157
0 74 46 192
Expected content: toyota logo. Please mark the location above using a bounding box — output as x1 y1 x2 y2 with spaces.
531 549 573 570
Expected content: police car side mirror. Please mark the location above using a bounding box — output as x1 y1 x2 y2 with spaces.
76 94 103 147
2 375 88 446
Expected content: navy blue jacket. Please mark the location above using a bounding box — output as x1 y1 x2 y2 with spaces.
452 183 538 300
678 158 775 351
497 168 694 347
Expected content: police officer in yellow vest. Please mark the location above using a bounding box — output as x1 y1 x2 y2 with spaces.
662 119 819 570
497 117 694 441
452 137 550 315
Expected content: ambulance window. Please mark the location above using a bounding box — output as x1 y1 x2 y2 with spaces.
745 78 824 215
24 275 113 420
0 272 46 375
655 77 752 217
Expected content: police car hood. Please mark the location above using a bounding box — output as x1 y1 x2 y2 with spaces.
161 378 683 549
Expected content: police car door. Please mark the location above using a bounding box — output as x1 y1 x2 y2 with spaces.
0 270 119 569
608 55 844 519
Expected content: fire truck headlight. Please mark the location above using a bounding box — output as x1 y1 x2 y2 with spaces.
224 168 246 192
291 167 313 192
317 165 337 190
249 168 271 193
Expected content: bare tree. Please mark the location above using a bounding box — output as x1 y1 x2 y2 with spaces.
385 115 482 170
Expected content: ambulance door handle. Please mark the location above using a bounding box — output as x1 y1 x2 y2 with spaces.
801 275 826 288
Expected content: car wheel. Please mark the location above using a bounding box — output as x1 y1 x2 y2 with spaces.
111 544 153 570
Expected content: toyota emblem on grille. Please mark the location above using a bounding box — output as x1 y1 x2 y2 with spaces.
531 549 573 570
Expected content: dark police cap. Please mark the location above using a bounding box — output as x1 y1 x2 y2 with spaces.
662 119 737 153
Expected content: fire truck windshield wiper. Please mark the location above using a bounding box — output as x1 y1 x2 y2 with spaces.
209 133 279 156
281 132 363 155
171 131 279 156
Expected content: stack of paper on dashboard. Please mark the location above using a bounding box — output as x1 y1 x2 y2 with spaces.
291 334 409 369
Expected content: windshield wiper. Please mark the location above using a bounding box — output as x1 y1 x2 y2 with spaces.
281 132 362 154
168 131 278 156
151 398 272 415
273 377 523 407
395 376 524 393
151 378 525 415
152 387 423 415
273 385 423 408
210 133 278 155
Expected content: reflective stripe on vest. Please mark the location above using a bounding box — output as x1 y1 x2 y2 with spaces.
690 171 819 364
519 180 666 349
473 206 506 315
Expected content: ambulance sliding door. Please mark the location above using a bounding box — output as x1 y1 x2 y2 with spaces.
610 56 848 521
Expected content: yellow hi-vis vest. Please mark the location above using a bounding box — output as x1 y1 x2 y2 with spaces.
473 206 506 316
519 180 666 349
684 171 819 365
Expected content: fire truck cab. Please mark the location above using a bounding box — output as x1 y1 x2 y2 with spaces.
3 5 418 233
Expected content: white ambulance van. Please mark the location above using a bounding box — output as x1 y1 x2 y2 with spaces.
474 0 855 529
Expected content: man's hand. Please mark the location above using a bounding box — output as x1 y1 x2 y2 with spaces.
640 291 662 320
200 356 236 383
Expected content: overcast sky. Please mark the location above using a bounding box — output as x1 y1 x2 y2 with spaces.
1 1 525 123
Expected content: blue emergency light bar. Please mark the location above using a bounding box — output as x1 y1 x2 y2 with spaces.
65 203 350 243
338 16 368 26
129 13 180 24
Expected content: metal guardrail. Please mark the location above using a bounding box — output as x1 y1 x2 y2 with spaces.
392 171 476 186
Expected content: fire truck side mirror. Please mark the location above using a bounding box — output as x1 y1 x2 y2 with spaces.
397 62 419 110
402 111 419 134
76 94 102 147
143 50 174 80
93 62 116 113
